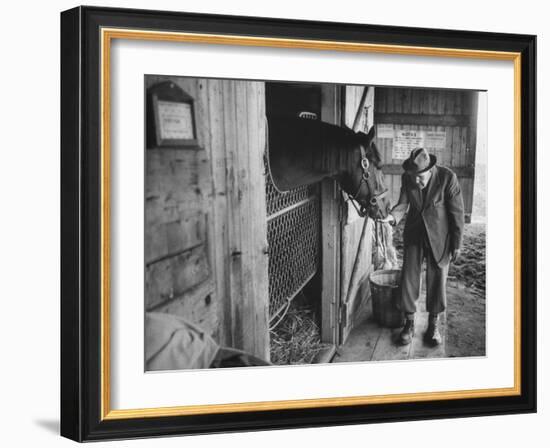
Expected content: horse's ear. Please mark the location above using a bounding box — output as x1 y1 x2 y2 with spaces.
365 125 376 142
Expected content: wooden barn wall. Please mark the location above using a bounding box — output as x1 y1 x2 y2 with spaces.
374 88 478 220
145 76 269 360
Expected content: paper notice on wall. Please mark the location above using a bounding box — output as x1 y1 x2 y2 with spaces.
392 130 447 159
157 100 195 140
392 130 424 159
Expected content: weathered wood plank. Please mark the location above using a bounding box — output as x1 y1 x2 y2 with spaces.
444 90 456 115
401 89 412 114
466 91 479 167
451 126 461 167
437 90 446 115
224 81 246 351
441 125 453 166
421 89 430 114
145 244 211 310
207 79 232 346
244 81 270 360
454 90 464 115
321 180 340 343
145 213 206 265
386 88 395 114
429 90 439 114
411 88 420 114
153 278 218 336
333 303 381 363
393 88 403 114
374 86 386 114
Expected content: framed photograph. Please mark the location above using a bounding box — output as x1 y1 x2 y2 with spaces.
60 6 536 442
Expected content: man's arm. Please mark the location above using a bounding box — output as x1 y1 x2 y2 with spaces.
386 173 409 225
446 172 465 254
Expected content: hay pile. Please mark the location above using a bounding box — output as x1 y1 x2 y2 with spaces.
269 301 330 365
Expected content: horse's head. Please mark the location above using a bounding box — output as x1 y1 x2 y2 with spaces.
339 127 391 220
266 116 391 219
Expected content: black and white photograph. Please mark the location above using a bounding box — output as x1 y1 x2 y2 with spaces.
144 76 487 371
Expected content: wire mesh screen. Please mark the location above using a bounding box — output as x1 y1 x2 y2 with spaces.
266 173 320 320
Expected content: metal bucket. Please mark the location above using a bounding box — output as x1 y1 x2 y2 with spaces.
369 269 404 328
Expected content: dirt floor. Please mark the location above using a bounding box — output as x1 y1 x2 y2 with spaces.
393 221 486 357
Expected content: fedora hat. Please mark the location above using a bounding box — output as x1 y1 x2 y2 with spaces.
402 147 437 174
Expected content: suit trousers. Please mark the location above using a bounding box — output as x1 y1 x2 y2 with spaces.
400 234 448 315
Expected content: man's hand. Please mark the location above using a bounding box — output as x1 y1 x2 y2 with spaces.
376 213 395 224
451 248 461 263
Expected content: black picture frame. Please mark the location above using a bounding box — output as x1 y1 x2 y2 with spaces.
61 5 536 442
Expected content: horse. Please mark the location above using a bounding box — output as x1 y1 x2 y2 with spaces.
266 116 391 220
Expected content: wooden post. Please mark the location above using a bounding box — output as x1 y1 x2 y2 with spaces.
223 80 270 360
320 84 342 344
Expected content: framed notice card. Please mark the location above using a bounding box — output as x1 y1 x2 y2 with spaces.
60 5 536 442
148 80 198 147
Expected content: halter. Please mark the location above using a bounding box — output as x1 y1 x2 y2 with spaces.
346 144 388 218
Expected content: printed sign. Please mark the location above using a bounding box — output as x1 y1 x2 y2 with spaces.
392 130 424 159
392 130 447 159
157 100 195 140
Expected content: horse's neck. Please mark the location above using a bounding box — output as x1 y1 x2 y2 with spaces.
267 116 363 191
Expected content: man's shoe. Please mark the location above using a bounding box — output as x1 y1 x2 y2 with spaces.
399 318 415 346
424 314 442 346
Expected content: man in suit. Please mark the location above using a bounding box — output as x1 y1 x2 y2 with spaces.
379 147 465 346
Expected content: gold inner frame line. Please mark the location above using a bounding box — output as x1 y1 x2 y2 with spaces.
100 27 522 421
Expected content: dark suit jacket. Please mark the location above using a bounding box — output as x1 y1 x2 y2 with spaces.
391 165 465 267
